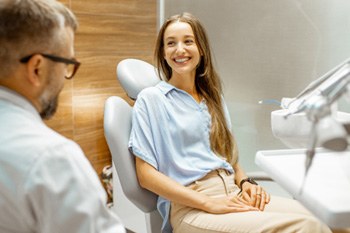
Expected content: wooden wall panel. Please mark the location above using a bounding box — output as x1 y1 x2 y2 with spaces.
75 13 156 54
59 0 70 8
71 0 155 16
47 0 157 177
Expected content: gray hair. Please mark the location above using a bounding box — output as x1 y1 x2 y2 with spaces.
0 0 78 77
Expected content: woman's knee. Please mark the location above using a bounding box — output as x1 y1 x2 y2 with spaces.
296 216 332 233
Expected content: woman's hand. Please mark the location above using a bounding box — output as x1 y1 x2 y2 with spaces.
240 183 270 211
202 195 259 214
136 158 257 213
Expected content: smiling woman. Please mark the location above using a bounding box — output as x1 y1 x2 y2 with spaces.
128 12 333 233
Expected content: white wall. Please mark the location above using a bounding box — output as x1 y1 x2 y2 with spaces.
159 0 350 172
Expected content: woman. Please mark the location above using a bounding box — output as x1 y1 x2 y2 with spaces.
129 12 331 233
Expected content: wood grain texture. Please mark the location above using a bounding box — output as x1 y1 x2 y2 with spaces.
71 0 155 16
75 13 156 53
59 0 70 8
46 0 157 178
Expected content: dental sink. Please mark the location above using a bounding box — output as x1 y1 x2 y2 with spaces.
271 109 350 149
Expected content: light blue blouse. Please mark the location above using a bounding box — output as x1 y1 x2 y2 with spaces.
128 81 234 233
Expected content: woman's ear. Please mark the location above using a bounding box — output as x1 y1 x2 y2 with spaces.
25 54 45 87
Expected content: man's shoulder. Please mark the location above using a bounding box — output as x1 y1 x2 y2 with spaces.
0 104 81 159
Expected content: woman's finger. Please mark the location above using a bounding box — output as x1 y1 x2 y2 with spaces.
265 192 271 204
240 192 251 203
229 196 259 211
255 190 262 208
228 202 258 211
259 192 266 210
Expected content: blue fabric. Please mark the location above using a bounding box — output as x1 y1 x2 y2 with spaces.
129 81 233 233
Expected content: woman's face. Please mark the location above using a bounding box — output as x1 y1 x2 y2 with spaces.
163 21 201 78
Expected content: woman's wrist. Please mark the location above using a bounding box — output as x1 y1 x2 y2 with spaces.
239 177 258 189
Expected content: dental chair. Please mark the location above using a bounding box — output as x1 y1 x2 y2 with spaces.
103 58 273 233
104 59 161 233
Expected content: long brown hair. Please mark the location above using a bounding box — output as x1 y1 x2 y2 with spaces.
154 12 238 164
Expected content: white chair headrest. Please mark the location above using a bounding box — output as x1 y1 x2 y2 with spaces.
116 59 161 100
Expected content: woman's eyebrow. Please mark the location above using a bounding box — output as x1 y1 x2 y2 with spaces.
165 35 195 40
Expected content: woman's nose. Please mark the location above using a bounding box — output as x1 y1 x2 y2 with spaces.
175 42 185 54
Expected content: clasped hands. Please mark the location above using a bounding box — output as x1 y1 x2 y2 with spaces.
202 183 270 214
240 182 270 210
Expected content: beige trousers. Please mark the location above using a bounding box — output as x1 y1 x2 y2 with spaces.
170 169 334 233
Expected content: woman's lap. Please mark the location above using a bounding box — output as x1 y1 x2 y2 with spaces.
171 196 330 233
170 170 331 233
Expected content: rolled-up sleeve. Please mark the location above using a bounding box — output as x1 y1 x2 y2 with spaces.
128 96 159 170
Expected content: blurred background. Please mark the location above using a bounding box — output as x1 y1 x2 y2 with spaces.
161 0 350 172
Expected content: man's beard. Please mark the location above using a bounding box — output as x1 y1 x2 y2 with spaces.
40 94 59 120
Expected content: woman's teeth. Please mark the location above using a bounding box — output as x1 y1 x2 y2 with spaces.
175 57 189 63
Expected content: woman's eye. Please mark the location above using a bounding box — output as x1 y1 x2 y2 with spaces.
167 41 175 46
185 40 194 45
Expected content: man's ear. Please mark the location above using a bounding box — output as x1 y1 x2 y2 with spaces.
25 54 45 87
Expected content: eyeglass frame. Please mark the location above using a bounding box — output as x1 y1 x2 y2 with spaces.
20 53 81 80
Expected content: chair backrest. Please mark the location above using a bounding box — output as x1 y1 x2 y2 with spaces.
116 58 161 99
104 96 157 212
104 59 161 213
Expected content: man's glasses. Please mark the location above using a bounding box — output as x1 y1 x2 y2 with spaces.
20 53 81 79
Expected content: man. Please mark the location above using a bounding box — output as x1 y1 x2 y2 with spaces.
0 0 125 232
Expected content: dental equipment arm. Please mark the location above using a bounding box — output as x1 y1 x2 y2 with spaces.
283 59 350 190
286 58 350 114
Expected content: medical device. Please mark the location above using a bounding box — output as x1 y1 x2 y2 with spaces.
278 58 350 191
